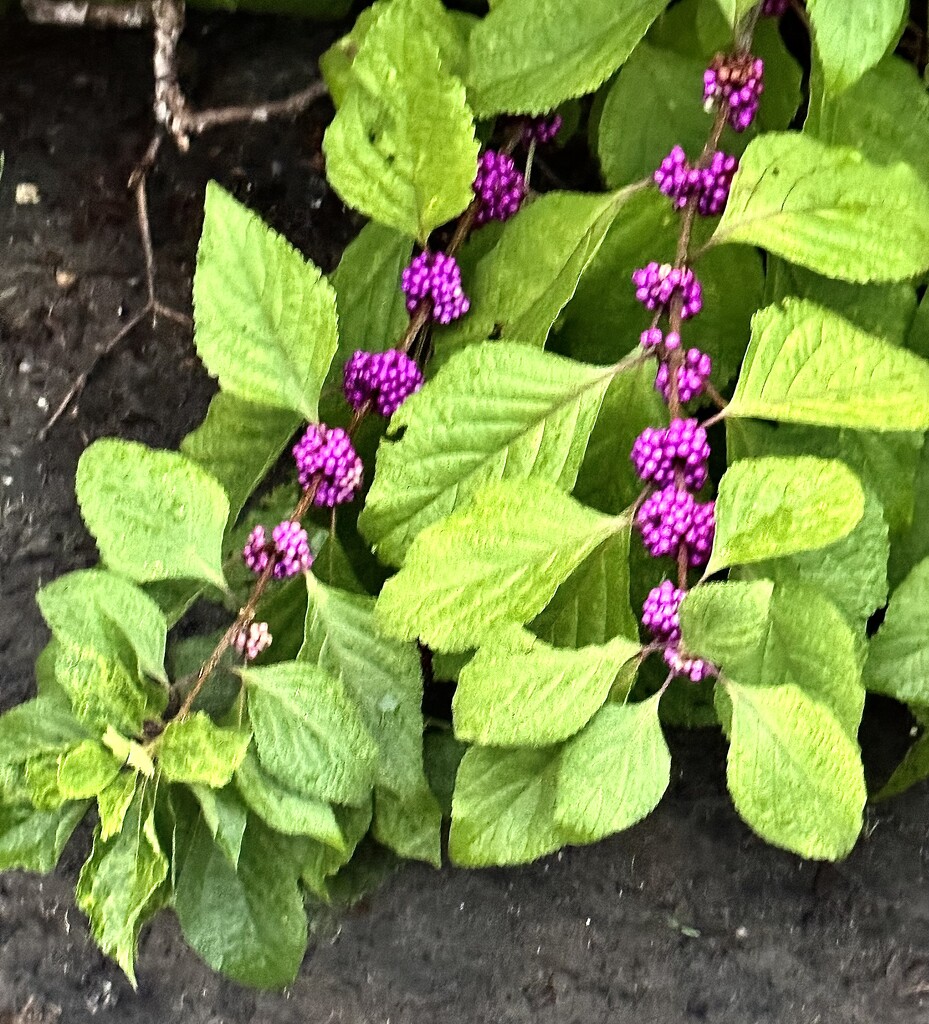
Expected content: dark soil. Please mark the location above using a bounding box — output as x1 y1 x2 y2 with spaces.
2 17 929 1024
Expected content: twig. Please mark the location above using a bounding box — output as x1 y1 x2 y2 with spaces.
22 0 153 26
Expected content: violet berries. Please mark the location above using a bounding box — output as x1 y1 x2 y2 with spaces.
243 521 313 579
654 146 738 217
642 584 716 683
401 251 470 325
344 349 423 418
473 150 525 225
293 424 363 507
632 262 703 319
636 486 715 564
234 621 272 662
631 418 711 491
522 114 562 145
704 53 764 133
762 0 789 15
655 348 713 404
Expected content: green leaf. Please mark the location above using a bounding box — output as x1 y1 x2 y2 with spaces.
57 741 122 799
322 0 477 241
555 696 669 843
721 679 866 860
435 189 637 360
234 746 346 848
728 300 929 431
708 456 865 575
181 393 300 524
0 801 88 873
713 0 756 26
76 787 168 984
76 439 229 591
806 0 905 96
453 626 640 747
193 182 338 419
244 662 378 806
299 804 372 899
189 783 247 866
681 580 865 739
97 773 137 841
877 710 929 800
467 0 666 117
174 816 307 988
157 713 250 788
865 558 929 705
361 342 617 566
301 577 425 798
449 746 563 866
0 698 90 766
377 481 624 652
712 133 929 283
531 528 637 648
373 785 443 867
38 569 169 685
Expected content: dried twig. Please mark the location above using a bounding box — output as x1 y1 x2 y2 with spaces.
22 0 153 27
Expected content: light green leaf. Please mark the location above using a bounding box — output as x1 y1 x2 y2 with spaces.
361 342 617 566
467 0 667 116
0 698 90 766
555 696 669 843
76 787 168 984
181 393 300 524
449 746 563 867
877 709 929 800
377 480 625 652
435 189 637 359
713 0 756 26
722 679 866 860
174 816 307 989
189 783 247 866
0 801 89 873
322 0 477 241
193 182 338 419
708 456 865 575
373 785 443 867
157 713 250 788
806 0 906 96
681 580 865 738
234 747 346 848
728 300 929 431
865 558 929 705
453 626 640 747
301 577 425 798
57 741 122 799
97 773 137 841
244 662 378 806
76 439 229 591
712 133 929 283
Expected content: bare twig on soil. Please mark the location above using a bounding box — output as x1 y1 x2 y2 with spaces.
22 0 153 27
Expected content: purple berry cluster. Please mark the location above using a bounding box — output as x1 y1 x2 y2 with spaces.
522 114 562 145
234 620 272 662
243 520 313 579
636 487 715 566
293 424 364 507
762 0 789 15
401 251 470 325
344 348 423 418
704 53 764 133
631 419 711 490
655 348 713 404
632 263 703 319
473 149 525 226
654 146 738 217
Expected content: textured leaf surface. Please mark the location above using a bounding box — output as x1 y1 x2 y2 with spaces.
193 183 337 419
77 440 228 590
0 801 88 873
373 785 443 867
729 300 929 431
189 784 246 866
713 133 929 283
467 0 666 116
244 662 378 806
453 626 640 747
157 713 250 788
708 457 864 575
323 0 477 240
722 679 865 860
555 697 669 843
377 481 623 652
806 0 905 95
865 558 929 705
97 774 137 841
361 342 616 565
0 699 90 766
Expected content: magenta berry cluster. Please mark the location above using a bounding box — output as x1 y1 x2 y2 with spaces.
653 145 738 217
632 263 703 319
762 0 789 15
631 418 711 490
243 520 313 579
704 53 764 133
640 327 681 352
344 348 423 418
401 251 470 325
293 424 363 507
522 114 562 145
234 621 272 662
637 487 715 565
655 348 713 404
473 150 525 225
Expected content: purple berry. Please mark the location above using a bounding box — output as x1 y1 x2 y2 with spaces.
631 262 703 319
270 520 313 579
704 54 764 133
642 580 685 643
653 145 693 210
473 150 526 225
243 525 271 575
686 500 716 568
343 349 423 418
401 251 470 325
631 418 711 490
292 424 363 507
654 146 738 217
234 621 272 662
655 348 713 404
640 328 682 352
636 486 698 559
663 646 717 683
762 0 789 15
522 114 562 145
